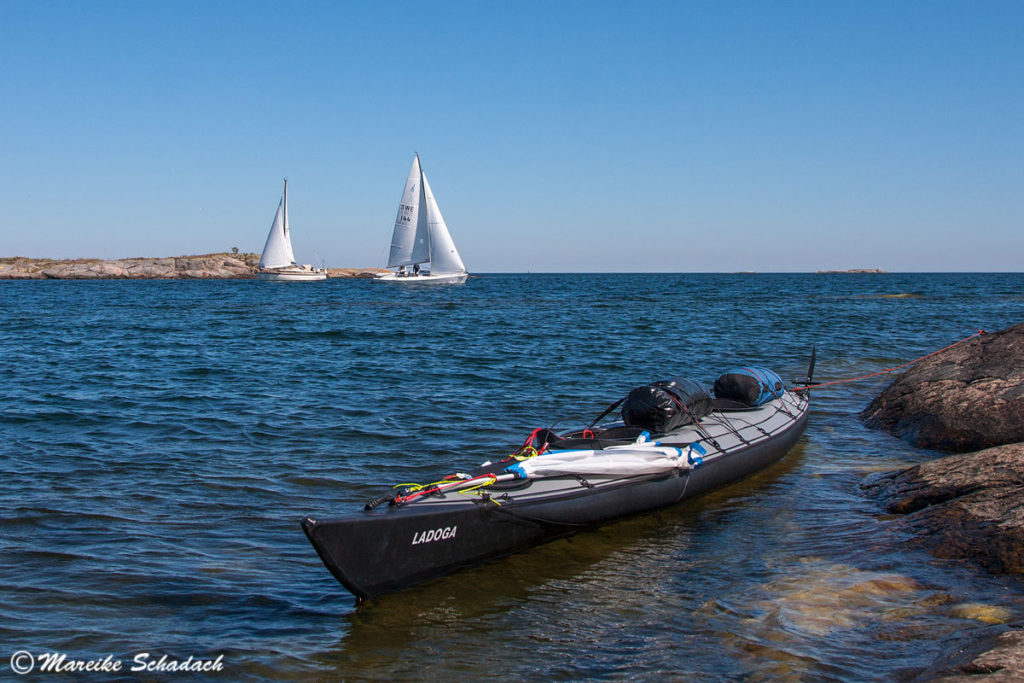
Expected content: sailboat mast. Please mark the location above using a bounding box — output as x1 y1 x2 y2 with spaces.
282 177 288 237
417 155 431 265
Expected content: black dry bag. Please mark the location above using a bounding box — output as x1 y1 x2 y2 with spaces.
620 377 712 434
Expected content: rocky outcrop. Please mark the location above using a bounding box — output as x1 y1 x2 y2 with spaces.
863 442 1024 681
0 255 384 279
861 326 1024 681
0 254 259 279
912 622 1024 681
861 443 1024 573
860 324 1024 452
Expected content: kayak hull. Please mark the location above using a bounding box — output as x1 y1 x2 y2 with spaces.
302 395 808 601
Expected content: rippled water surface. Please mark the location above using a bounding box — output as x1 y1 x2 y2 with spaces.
2 273 1023 680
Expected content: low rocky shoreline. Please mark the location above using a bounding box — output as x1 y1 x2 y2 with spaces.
0 254 384 279
862 443 1024 574
859 323 1024 680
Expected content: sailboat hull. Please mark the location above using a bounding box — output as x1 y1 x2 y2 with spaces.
257 267 327 282
373 271 467 285
380 155 468 284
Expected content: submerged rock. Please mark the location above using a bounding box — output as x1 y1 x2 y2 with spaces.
949 603 1014 625
739 564 926 636
861 443 1024 574
860 323 1024 452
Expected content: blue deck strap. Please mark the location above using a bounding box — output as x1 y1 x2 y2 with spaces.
688 441 706 468
504 463 527 479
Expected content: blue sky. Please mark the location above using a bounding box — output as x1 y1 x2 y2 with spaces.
1 1 1021 272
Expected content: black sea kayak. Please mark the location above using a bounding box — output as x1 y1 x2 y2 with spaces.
302 361 812 602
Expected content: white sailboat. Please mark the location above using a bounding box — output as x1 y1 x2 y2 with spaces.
257 178 327 282
374 154 468 285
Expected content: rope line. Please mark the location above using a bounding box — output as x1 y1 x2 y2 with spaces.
793 330 986 392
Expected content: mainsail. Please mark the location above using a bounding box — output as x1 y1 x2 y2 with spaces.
259 179 297 269
386 156 430 267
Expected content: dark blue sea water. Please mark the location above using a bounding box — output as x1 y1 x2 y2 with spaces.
2 273 1023 680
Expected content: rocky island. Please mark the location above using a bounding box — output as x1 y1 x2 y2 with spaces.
859 322 1024 680
0 254 384 279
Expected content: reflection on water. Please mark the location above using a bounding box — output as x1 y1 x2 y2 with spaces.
2 274 1023 680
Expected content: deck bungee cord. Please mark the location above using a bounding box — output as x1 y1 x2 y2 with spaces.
389 472 506 506
368 360 819 511
671 393 722 450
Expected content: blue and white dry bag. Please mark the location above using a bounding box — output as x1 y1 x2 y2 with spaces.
713 367 785 407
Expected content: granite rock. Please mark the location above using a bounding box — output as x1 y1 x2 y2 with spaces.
861 443 1024 573
860 324 1024 452
911 623 1024 681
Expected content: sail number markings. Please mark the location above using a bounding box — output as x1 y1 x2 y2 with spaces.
412 526 457 545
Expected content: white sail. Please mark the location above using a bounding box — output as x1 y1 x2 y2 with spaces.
386 156 430 267
259 180 296 269
422 172 466 274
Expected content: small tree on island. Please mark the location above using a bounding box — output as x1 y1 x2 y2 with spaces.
232 247 239 255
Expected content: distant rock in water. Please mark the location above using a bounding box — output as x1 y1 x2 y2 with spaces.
861 443 1024 574
860 323 1024 452
326 267 386 279
0 255 385 280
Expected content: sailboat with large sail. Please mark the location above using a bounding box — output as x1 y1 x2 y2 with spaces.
374 154 468 284
257 178 327 282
